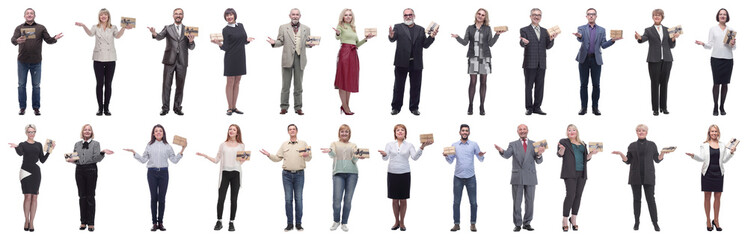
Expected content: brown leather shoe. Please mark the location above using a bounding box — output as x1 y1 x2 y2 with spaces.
295 109 304 115
470 224 477 232
450 224 460 232
280 109 288 114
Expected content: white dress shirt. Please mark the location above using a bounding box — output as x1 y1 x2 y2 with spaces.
702 25 736 59
382 141 423 174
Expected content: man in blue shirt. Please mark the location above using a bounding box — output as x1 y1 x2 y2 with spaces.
573 8 621 115
444 124 485 232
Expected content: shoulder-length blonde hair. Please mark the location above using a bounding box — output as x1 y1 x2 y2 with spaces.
97 8 112 29
80 124 94 140
567 124 583 145
705 124 720 143
225 124 243 144
338 124 351 141
475 8 490 26
338 8 356 32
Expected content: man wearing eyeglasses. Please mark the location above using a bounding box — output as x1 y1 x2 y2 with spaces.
519 8 556 116
388 8 437 116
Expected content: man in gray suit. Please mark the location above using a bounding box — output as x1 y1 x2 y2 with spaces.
573 8 621 116
520 8 556 116
267 8 313 115
495 124 545 231
148 8 195 116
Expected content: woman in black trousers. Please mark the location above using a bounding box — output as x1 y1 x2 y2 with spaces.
556 124 597 231
635 9 679 116
67 124 114 231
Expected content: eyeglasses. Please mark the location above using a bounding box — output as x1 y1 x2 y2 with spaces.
531 14 542 17
403 14 414 17
587 13 597 16
27 131 36 134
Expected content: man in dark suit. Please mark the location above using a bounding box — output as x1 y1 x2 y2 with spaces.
495 124 545 231
635 9 678 116
148 8 195 116
574 8 620 116
520 8 556 115
388 8 437 116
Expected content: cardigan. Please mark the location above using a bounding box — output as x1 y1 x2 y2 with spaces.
691 142 734 176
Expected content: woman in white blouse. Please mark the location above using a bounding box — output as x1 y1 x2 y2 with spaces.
377 124 432 231
74 8 131 116
695 8 736 116
197 124 248 232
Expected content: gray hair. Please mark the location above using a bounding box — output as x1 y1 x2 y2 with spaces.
290 8 301 15
403 8 415 15
636 124 648 132
530 8 542 14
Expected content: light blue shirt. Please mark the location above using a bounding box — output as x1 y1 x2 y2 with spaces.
133 141 182 168
445 140 484 178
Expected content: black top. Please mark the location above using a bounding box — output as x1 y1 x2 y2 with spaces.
557 138 588 179
624 139 661 185
388 23 435 70
707 147 721 177
220 23 249 76
15 141 50 169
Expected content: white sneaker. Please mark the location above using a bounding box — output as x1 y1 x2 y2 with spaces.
341 224 349 232
330 222 340 231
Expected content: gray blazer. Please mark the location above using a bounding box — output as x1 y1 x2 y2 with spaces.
637 25 676 62
153 24 196 66
574 24 615 65
454 24 500 58
500 139 544 185
271 23 311 70
73 140 105 165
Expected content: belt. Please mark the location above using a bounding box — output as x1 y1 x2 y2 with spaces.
284 169 304 174
148 167 168 171
587 53 595 57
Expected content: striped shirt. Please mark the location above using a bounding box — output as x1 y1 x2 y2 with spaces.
133 141 182 168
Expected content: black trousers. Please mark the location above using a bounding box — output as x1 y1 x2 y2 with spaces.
562 171 586 217
217 171 241 221
523 68 546 111
391 63 422 111
93 61 116 110
631 184 658 223
147 168 169 224
76 164 98 225
162 56 187 112
647 61 672 111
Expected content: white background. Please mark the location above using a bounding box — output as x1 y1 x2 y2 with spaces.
2 0 746 239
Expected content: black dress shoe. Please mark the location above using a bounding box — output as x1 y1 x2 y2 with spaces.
522 225 535 231
653 222 660 232
104 110 112 116
578 108 587 115
295 223 303 231
479 105 485 116
720 108 727 116
660 109 669 114
88 226 95 232
160 110 169 116
713 108 719 116
525 109 532 115
592 108 601 116
226 109 233 116
533 109 546 115
232 108 244 114
653 111 659 116
513 226 521 232
80 225 86 230
400 227 406 231
214 221 223 230
633 221 640 230
96 109 103 116
19 109 26 115
157 223 166 231
151 224 158 231
411 110 420 116
467 104 473 115
391 225 399 230
33 108 41 116
174 110 184 116
391 109 400 115
228 222 235 232
284 223 294 232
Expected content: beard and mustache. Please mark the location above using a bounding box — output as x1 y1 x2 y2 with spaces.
404 20 414 25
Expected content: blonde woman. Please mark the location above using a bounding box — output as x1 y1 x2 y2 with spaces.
321 124 364 231
197 124 248 231
685 125 737 231
333 9 374 115
75 8 131 116
68 124 114 231
8 124 53 232
556 124 597 231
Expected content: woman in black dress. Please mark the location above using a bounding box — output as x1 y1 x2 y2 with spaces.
686 125 736 231
8 124 53 232
211 8 254 115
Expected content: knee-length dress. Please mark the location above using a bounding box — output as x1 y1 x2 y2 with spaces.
221 23 249 76
15 141 50 194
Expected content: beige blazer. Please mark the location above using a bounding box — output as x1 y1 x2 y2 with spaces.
89 25 119 61
271 23 311 70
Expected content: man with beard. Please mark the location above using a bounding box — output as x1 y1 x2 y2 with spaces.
495 124 545 231
444 124 485 232
388 8 437 116
267 8 313 115
148 8 195 116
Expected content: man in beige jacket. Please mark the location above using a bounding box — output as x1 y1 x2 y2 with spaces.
267 8 314 115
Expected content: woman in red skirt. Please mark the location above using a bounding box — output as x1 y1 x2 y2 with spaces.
334 8 374 115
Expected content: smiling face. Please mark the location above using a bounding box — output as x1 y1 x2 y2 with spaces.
173 9 183 24
24 9 35 22
567 126 578 139
718 9 728 24
586 9 597 24
403 9 415 25
228 125 238 139
517 124 529 139
343 10 353 23
339 128 350 142
652 13 662 25
459 127 470 141
153 127 164 141
636 127 648 139
709 126 720 141
289 9 301 24
288 125 298 138
83 125 93 140
395 126 406 141
530 10 542 25
475 9 486 24
26 127 36 140
99 12 109 24
225 13 235 24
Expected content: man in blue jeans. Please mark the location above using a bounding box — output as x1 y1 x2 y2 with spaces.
260 124 312 232
573 8 621 115
11 8 63 116
444 124 485 232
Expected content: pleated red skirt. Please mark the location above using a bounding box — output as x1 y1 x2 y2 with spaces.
334 43 359 93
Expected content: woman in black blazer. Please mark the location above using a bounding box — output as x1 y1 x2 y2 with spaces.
556 124 597 231
451 8 505 115
634 9 679 116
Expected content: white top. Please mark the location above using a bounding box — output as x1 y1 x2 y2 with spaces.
691 142 734 176
214 142 244 172
655 25 664 60
382 141 422 174
89 25 119 61
702 25 736 59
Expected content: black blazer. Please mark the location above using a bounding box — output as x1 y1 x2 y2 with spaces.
637 25 676 62
557 138 588 179
389 23 435 70
153 24 196 66
519 24 554 69
624 139 662 185
454 24 500 58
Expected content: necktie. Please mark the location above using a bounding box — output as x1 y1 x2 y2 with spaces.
523 140 527 152
534 26 540 40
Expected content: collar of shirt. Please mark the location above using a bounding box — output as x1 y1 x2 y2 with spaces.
459 140 470 145
289 141 298 144
227 23 236 27
84 139 92 144
24 21 36 26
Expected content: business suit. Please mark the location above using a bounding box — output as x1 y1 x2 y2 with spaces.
557 138 588 217
500 138 543 227
637 25 676 112
624 139 662 225
575 24 615 111
388 23 435 112
153 24 195 113
272 23 311 111
520 25 554 112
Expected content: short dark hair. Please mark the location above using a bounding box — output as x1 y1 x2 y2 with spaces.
587 8 596 13
224 8 237 21
716 8 730 23
460 124 470 131
288 124 297 131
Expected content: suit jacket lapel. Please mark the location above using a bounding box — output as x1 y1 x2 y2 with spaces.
528 25 539 43
284 25 295 47
400 24 412 42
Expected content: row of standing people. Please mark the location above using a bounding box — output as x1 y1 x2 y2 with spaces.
8 123 737 232
12 7 736 117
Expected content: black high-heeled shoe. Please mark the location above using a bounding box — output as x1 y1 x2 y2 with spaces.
467 104 473 115
569 218 578 231
713 220 722 231
479 105 485 116
232 108 244 114
707 220 713 231
24 222 30 231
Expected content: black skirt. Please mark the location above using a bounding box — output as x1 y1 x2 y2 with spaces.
387 172 411 199
710 57 733 84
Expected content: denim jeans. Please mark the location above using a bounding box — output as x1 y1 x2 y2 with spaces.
17 61 42 109
453 175 477 224
579 56 602 109
147 168 169 224
332 173 358 224
282 170 305 224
